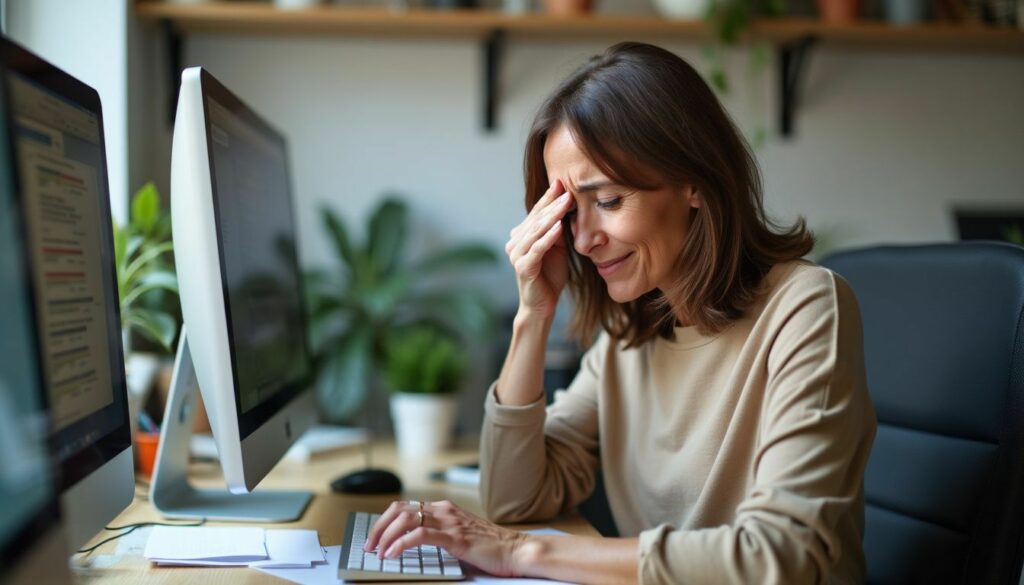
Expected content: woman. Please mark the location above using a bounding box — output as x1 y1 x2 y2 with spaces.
364 42 876 585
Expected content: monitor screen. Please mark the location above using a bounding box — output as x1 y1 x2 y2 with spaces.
0 75 60 574
4 66 129 489
202 77 310 439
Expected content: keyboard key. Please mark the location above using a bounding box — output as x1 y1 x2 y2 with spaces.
363 551 382 571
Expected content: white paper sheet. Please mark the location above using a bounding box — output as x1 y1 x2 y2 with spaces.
144 526 267 563
251 529 327 568
145 527 326 568
255 545 342 585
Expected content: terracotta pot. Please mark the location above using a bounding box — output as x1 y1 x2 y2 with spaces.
542 0 594 15
817 0 861 22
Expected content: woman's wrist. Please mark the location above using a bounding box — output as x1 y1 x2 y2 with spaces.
513 306 556 333
510 534 548 578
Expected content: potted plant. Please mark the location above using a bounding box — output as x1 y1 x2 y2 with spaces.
112 182 179 434
304 195 497 425
383 326 466 457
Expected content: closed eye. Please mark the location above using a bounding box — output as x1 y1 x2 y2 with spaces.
597 196 623 210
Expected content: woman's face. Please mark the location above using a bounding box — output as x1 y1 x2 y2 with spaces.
544 125 700 304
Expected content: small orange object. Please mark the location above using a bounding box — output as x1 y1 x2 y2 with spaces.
134 432 160 477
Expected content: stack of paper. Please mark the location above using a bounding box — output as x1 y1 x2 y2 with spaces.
144 526 326 568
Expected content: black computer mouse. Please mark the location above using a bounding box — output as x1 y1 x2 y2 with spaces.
330 468 403 494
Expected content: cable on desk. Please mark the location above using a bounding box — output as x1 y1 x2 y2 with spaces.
75 518 207 556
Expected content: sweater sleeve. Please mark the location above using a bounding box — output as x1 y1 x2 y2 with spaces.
638 271 876 585
478 333 610 523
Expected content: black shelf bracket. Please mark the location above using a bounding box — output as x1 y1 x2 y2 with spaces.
778 35 817 138
162 19 184 126
483 28 505 133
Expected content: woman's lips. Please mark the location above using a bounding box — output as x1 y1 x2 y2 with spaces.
595 253 632 278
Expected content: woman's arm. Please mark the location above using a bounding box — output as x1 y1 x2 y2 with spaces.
495 309 552 406
481 179 602 522
365 500 639 585
480 334 606 523
516 534 639 585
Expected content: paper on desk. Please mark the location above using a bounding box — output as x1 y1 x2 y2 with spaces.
145 527 326 568
251 529 327 568
145 526 267 564
255 545 341 585
253 529 576 584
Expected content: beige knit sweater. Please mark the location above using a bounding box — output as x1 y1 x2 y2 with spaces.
480 261 876 585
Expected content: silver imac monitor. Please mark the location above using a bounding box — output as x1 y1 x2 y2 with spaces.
151 67 316 522
0 40 70 584
0 36 133 553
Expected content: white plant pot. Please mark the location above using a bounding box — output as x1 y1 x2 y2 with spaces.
124 352 160 437
652 0 710 19
389 393 457 459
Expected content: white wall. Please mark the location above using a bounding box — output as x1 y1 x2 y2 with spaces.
6 0 130 223
141 34 1024 308
128 8 1024 430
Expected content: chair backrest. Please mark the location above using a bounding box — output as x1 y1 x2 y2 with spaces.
822 242 1024 585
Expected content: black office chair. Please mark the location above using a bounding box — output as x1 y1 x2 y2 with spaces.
822 242 1024 585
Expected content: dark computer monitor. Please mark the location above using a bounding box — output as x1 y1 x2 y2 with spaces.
0 38 70 584
954 207 1024 245
0 35 133 552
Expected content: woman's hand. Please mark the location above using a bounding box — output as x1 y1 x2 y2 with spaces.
364 499 528 577
505 180 574 320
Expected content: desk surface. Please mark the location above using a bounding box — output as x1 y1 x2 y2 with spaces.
74 440 597 584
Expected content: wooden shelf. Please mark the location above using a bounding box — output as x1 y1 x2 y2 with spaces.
135 1 1024 52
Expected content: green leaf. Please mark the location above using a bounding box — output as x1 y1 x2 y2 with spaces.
361 273 412 319
315 325 373 423
123 241 174 285
408 289 496 340
131 182 161 235
367 198 408 278
413 243 498 275
125 307 178 351
125 235 145 267
321 206 358 276
122 271 178 308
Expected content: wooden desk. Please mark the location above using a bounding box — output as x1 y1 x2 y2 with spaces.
73 440 597 584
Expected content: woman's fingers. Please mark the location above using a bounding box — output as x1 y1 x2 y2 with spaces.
364 501 412 552
508 192 571 266
382 527 452 560
514 221 563 279
507 180 566 251
374 508 426 557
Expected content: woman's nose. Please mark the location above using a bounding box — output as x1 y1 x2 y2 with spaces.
572 210 604 256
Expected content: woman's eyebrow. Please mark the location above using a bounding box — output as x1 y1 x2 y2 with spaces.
574 180 617 193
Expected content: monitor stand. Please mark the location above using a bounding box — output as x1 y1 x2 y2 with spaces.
150 330 312 522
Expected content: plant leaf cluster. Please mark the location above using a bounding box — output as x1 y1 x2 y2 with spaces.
113 182 179 352
305 196 498 422
703 0 786 94
383 326 465 395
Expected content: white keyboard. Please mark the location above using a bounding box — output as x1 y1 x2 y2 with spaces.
339 511 465 581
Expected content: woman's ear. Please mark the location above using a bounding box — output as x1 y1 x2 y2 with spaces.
685 185 701 209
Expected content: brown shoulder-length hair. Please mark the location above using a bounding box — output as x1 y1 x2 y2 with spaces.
524 42 813 348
